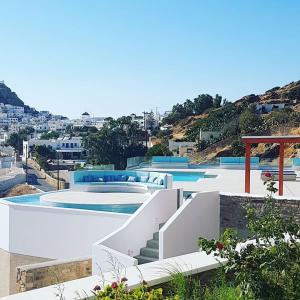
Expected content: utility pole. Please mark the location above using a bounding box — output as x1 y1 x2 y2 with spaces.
25 144 28 184
57 151 60 190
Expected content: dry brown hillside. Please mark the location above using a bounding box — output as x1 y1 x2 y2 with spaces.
166 80 300 162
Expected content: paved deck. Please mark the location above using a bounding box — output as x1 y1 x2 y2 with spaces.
40 191 150 205
141 167 300 197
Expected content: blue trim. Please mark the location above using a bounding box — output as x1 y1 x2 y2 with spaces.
293 158 300 166
220 157 259 164
70 170 170 188
152 156 189 163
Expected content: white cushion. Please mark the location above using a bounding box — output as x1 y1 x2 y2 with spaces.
127 176 137 182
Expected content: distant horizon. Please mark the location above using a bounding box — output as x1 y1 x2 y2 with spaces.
1 1 299 118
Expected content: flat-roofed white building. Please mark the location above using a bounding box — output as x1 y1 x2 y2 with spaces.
23 136 85 161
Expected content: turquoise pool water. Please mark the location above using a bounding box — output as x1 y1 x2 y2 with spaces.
167 171 205 182
3 194 140 214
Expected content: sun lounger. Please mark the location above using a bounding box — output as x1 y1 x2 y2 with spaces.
261 170 297 181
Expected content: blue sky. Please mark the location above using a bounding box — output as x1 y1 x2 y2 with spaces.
0 0 299 118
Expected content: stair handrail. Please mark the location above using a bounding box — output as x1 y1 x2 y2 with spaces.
92 189 178 274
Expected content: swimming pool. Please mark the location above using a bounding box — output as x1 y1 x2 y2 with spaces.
167 171 205 182
2 193 141 214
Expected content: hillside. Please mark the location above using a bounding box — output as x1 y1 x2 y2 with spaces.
162 80 300 162
0 81 25 106
0 81 37 113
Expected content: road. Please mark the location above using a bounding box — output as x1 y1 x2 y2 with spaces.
25 166 56 192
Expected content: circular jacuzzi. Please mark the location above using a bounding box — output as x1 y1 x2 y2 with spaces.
40 191 150 213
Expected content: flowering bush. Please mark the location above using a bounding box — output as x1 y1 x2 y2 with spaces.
263 171 272 178
92 279 178 300
198 181 300 300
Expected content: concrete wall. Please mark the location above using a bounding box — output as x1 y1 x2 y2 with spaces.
1 252 222 300
0 168 25 194
16 257 91 293
0 202 129 259
0 248 50 297
27 159 68 189
92 189 179 273
0 157 16 168
220 193 300 236
159 191 220 259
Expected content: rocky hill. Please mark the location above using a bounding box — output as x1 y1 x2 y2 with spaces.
0 81 37 113
0 81 25 106
161 80 300 162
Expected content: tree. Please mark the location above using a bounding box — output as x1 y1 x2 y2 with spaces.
146 111 157 131
32 145 56 170
145 143 173 157
183 99 195 116
83 117 147 169
239 109 262 134
231 139 245 156
213 94 222 108
6 128 32 154
40 131 60 140
193 94 213 115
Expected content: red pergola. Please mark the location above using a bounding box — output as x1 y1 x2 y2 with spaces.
242 136 300 196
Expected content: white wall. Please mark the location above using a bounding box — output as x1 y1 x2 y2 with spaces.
0 203 129 259
1 251 223 300
92 189 179 274
159 191 220 259
0 203 10 250
0 169 25 193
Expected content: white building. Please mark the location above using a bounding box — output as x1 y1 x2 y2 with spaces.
130 113 145 129
33 123 49 132
47 119 69 131
168 140 196 156
256 102 286 114
23 136 85 161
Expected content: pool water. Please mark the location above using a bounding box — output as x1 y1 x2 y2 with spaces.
167 171 205 182
3 193 141 214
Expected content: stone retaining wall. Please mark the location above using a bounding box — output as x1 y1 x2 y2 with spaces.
220 193 300 236
27 159 69 189
16 257 91 293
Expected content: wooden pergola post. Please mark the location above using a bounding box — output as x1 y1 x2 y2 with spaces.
279 143 284 196
245 142 251 193
242 136 300 197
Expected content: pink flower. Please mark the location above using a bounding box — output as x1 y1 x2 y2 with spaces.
121 277 128 282
216 242 224 250
264 172 272 178
111 282 118 289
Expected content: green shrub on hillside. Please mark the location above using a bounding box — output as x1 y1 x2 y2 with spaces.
146 143 173 157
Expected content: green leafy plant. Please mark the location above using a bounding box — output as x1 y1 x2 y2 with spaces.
92 278 178 300
199 179 300 300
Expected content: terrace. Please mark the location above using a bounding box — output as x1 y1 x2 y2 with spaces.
2 146 300 298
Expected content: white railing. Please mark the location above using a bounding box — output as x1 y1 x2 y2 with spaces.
92 189 179 274
159 191 220 259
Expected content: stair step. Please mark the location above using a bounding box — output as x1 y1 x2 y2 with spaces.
153 232 159 240
147 239 159 249
140 247 159 259
134 255 157 265
159 222 165 229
